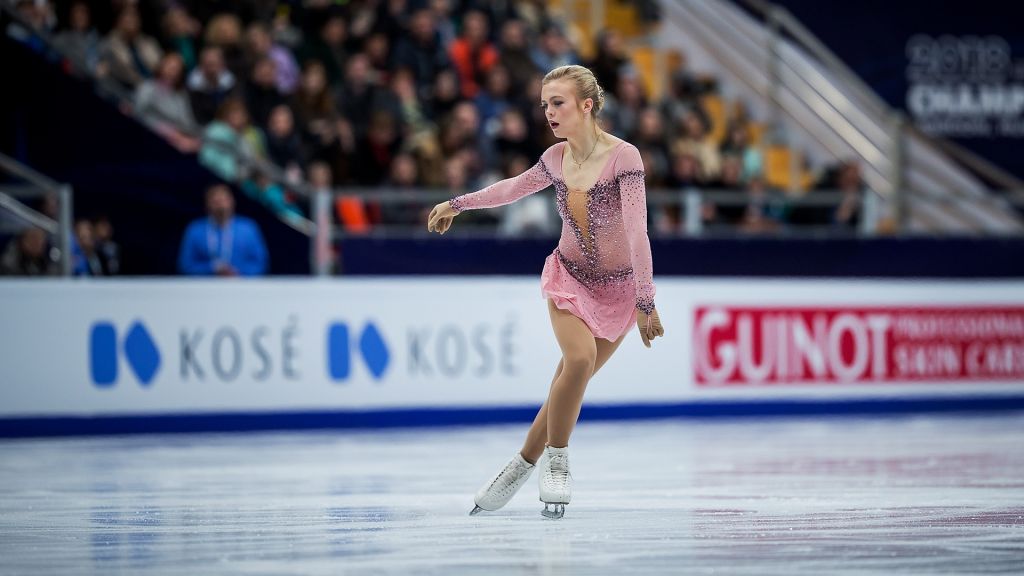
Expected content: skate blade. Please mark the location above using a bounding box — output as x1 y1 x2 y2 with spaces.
541 503 565 519
469 505 485 516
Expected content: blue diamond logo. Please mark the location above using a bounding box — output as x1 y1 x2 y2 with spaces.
359 323 390 380
123 321 160 385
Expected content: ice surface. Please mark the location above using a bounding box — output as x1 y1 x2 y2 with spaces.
1 414 1023 574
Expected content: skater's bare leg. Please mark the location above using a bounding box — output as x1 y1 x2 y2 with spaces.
520 359 562 464
520 321 627 462
546 299 599 447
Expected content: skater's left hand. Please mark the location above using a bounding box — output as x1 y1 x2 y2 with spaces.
427 201 459 235
636 309 664 348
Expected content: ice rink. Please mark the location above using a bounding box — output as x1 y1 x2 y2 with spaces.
1 414 1023 575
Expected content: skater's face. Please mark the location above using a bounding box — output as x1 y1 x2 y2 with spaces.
541 79 593 139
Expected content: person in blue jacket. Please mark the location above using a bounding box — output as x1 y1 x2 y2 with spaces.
178 184 268 276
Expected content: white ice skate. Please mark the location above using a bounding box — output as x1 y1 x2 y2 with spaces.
539 445 571 519
469 453 535 515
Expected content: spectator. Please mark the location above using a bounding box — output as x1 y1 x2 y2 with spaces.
428 67 461 121
444 151 471 195
475 65 513 140
633 107 671 185
497 19 540 91
705 155 747 225
244 21 300 94
708 155 744 191
427 0 457 46
352 111 400 186
493 108 535 172
530 22 576 72
391 8 451 105
672 110 721 180
187 46 238 126
510 0 551 33
135 52 200 152
438 101 485 184
291 60 353 179
793 160 863 229
53 1 101 74
440 100 482 154
71 219 103 276
720 123 763 183
667 151 704 188
449 10 499 99
833 161 864 230
738 178 784 234
381 152 422 225
199 98 265 182
161 5 200 71
0 227 58 276
361 0 406 46
407 130 447 187
362 31 392 84
98 6 162 89
244 56 287 127
661 67 710 132
338 53 393 139
203 13 246 79
93 216 121 275
659 152 704 233
602 72 647 139
178 184 268 276
390 68 430 137
300 14 349 87
265 104 305 178
6 0 51 53
269 3 303 50
471 1 522 35
587 29 628 97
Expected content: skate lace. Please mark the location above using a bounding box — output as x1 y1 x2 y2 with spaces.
545 454 569 486
488 460 526 495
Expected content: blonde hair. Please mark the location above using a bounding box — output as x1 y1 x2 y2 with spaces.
543 65 606 117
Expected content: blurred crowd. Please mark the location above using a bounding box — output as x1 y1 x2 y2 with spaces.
0 204 120 277
2 0 866 277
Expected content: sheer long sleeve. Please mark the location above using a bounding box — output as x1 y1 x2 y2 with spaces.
616 145 656 314
449 153 554 212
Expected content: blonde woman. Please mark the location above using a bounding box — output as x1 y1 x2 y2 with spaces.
428 65 665 519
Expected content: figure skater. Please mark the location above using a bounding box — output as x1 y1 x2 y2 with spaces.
426 65 664 518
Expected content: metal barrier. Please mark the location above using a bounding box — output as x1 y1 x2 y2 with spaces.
0 153 73 275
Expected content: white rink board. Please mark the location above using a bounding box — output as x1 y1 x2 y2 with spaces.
1 278 1023 418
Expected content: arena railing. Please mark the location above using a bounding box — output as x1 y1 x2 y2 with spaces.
0 152 74 275
664 0 1024 234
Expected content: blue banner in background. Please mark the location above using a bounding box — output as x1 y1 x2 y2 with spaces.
766 0 1024 181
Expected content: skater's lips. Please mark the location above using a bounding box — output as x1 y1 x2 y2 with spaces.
550 122 560 129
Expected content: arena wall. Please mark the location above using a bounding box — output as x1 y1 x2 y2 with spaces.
2 278 1023 436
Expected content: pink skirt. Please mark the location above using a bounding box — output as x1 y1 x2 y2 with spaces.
540 249 638 342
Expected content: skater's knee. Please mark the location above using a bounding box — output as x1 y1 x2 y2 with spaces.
562 351 595 377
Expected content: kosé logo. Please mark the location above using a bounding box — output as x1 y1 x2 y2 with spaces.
90 321 161 387
327 321 390 381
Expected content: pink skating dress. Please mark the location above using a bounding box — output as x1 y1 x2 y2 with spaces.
449 141 656 342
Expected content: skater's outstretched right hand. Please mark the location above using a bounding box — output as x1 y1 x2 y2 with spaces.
636 309 665 348
427 201 459 234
